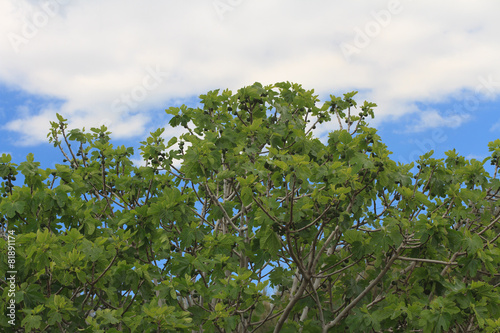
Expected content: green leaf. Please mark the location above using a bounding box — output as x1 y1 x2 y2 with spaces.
241 186 253 205
56 113 67 122
218 169 235 179
0 153 12 163
167 136 178 148
22 314 42 332
215 302 226 312
48 311 63 325
225 316 238 332
23 284 46 307
338 130 352 144
463 233 483 254
344 229 364 244
97 309 120 325
170 288 177 300
0 200 26 218
84 218 96 235
261 228 281 257
274 160 288 170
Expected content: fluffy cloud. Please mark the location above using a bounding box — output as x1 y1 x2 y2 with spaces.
1 0 500 145
403 110 471 133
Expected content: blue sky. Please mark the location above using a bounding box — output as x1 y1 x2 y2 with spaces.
1 0 499 173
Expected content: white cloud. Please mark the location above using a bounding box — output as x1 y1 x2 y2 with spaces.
1 0 500 145
3 108 56 146
130 157 146 168
403 110 471 133
465 154 487 162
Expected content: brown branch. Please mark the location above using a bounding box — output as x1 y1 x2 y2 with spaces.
325 243 404 331
90 248 119 286
397 256 458 265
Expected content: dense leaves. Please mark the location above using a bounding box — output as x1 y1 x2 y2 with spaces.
1 82 500 332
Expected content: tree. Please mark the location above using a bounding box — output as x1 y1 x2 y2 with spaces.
1 81 500 332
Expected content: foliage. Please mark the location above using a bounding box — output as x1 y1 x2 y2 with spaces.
1 82 500 332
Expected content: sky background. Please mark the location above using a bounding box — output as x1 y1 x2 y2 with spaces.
1 0 500 172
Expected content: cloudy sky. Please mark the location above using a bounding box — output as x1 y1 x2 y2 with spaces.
1 0 499 169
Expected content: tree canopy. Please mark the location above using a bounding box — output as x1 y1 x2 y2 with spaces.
2 82 500 332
